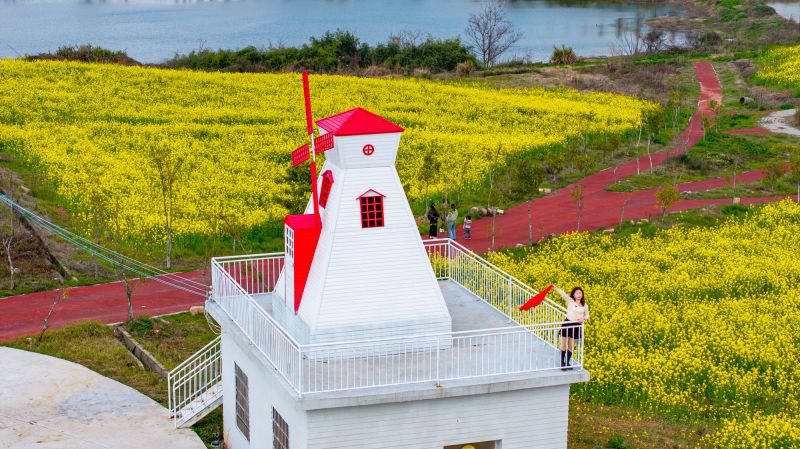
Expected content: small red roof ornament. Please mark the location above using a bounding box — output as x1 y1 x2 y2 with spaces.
316 107 404 136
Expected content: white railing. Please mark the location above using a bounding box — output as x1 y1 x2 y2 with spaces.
168 335 222 427
205 240 582 397
211 254 302 392
424 239 569 351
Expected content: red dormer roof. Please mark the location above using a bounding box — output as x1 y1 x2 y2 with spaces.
316 108 404 136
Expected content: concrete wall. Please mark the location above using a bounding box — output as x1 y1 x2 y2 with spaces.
221 331 309 449
305 385 571 449
222 325 572 449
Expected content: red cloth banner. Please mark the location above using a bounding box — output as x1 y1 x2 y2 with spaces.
519 284 554 311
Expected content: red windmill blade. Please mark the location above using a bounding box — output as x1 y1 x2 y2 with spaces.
289 72 338 225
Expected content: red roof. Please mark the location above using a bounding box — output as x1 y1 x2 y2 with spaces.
284 214 320 230
316 108 404 136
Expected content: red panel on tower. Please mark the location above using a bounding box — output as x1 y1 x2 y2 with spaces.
284 214 322 313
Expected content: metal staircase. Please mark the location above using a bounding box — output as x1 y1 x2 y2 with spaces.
168 335 223 428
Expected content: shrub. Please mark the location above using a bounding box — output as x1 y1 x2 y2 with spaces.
549 45 579 65
27 45 139 65
164 32 476 74
456 60 476 76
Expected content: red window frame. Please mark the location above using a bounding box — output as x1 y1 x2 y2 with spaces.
359 195 384 228
319 170 334 208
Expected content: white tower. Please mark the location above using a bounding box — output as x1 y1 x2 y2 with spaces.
272 108 452 345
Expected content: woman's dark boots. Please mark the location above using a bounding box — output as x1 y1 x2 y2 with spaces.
565 350 573 370
560 350 567 370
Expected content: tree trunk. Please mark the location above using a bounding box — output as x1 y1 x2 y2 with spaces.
491 213 497 252
93 204 100 278
636 124 642 147
4 240 13 291
576 197 583 232
619 198 629 229
527 200 533 245
647 133 653 170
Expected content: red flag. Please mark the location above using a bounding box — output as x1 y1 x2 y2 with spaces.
519 284 553 311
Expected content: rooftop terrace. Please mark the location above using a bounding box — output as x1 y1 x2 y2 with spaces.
170 240 588 424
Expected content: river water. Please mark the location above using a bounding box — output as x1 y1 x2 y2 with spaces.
0 0 683 63
768 1 800 21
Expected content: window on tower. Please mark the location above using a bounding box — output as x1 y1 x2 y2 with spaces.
285 225 294 259
358 190 385 228
234 363 250 441
319 170 334 208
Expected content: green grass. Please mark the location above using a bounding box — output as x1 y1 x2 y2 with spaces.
608 132 799 193
124 314 218 370
717 113 760 130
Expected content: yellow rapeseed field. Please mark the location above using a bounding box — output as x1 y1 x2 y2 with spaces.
0 60 655 242
489 201 800 448
756 44 800 88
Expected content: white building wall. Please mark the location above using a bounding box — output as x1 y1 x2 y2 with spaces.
221 331 309 449
306 385 571 449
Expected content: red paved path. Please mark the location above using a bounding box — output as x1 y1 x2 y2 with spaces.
0 62 792 340
0 271 207 341
458 62 791 252
724 127 771 135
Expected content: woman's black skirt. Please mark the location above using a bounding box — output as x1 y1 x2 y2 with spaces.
560 320 582 339
429 224 438 237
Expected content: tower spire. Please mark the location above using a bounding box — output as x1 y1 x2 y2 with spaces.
302 71 321 225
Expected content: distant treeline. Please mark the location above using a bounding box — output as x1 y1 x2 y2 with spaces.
29 31 477 75
165 31 476 74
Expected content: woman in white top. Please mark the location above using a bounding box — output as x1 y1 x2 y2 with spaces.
553 285 589 370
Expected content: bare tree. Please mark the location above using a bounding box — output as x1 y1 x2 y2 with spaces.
120 269 137 322
146 140 188 269
571 184 585 232
39 289 69 342
1 173 17 291
465 3 522 67
487 145 503 251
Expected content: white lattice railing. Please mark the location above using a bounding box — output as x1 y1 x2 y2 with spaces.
168 335 222 428
200 240 582 397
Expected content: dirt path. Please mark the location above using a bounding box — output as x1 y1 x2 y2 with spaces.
459 62 792 252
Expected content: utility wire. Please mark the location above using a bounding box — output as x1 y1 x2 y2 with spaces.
0 193 207 297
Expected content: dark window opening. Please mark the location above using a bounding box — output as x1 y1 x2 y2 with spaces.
359 196 384 228
319 170 334 208
235 364 250 441
272 407 289 449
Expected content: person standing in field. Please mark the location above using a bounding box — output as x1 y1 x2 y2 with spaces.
427 204 440 239
554 285 589 370
463 215 472 240
446 204 458 240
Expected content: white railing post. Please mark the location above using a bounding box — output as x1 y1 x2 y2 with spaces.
297 349 303 397
435 336 441 386
507 276 513 317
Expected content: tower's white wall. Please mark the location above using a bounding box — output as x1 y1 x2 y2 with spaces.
221 330 309 449
295 159 452 344
318 130 400 169
306 384 570 449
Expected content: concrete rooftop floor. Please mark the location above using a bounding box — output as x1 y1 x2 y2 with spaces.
0 347 204 449
248 280 579 398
